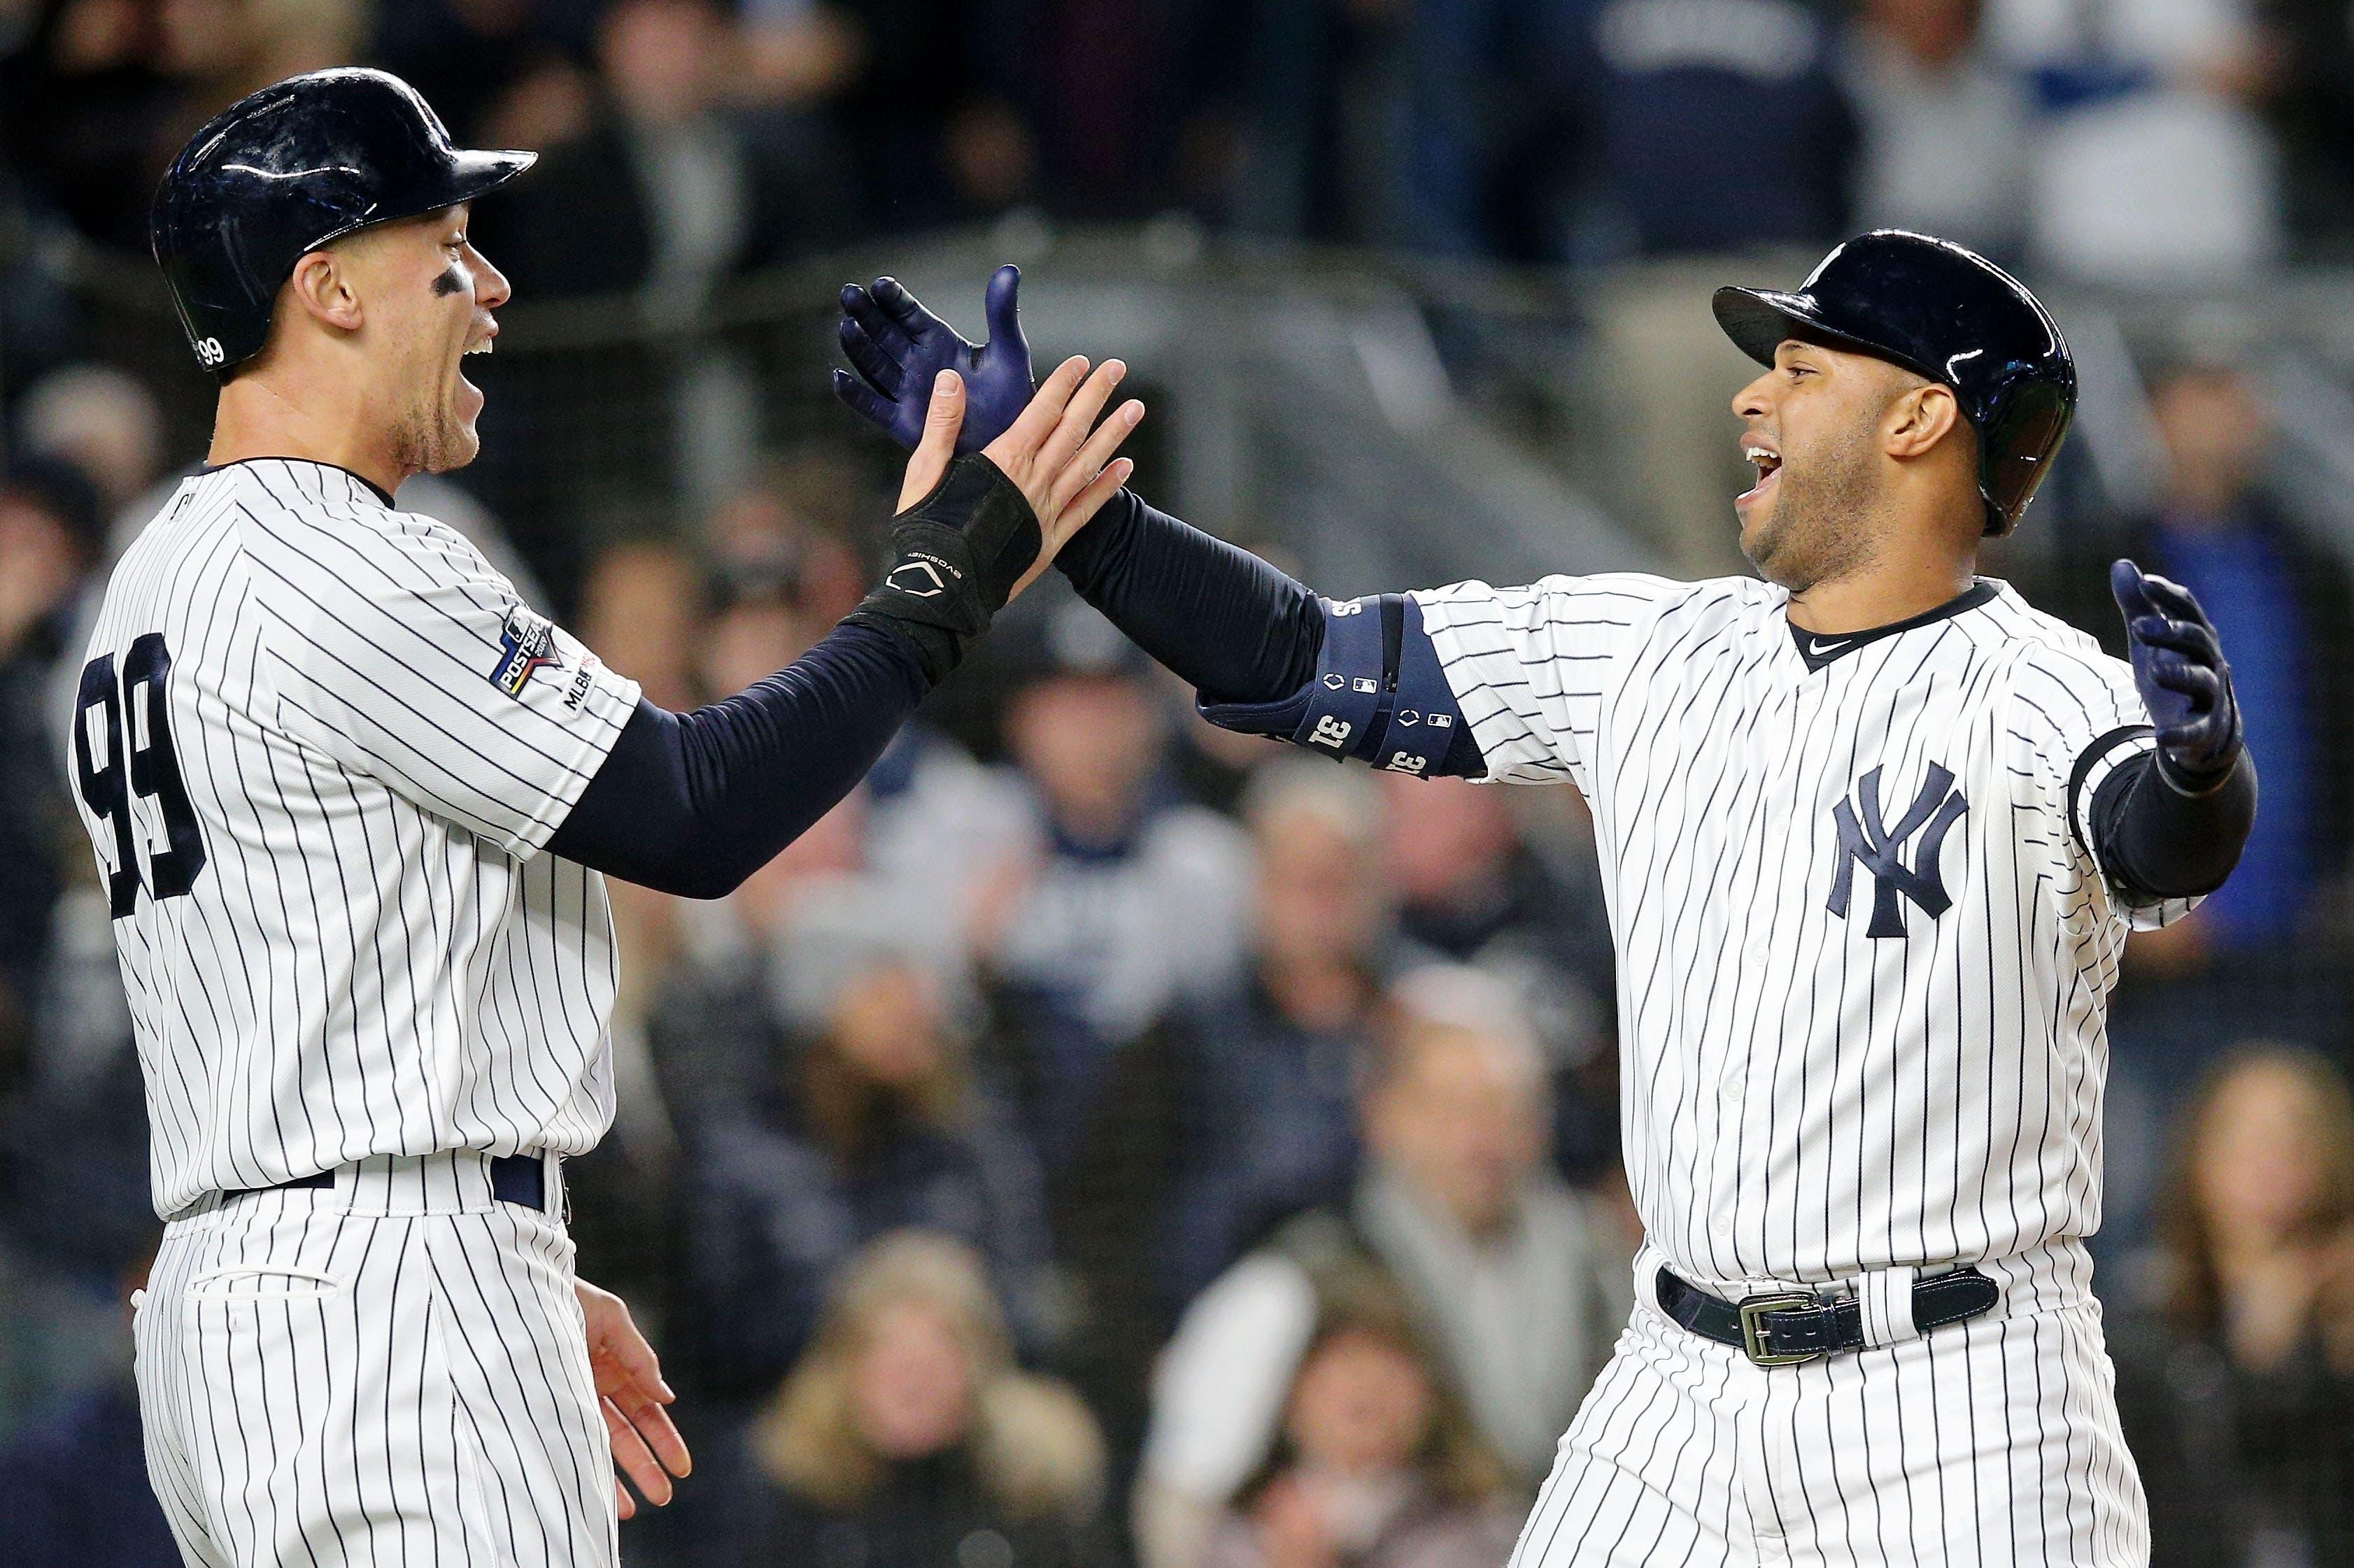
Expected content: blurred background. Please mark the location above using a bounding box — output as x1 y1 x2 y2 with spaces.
5 0 2354 1563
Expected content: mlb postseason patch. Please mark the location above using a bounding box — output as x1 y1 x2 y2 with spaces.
489 606 560 698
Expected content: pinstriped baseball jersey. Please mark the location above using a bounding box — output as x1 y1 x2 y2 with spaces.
1414 572 2188 1290
68 457 641 1218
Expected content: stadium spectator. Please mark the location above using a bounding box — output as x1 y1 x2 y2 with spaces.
1539 0 1855 261
2043 348 2354 1031
737 0 863 108
12 364 166 516
1992 0 2283 285
2029 336 2351 1264
0 462 151 1433
1161 761 1394 1309
669 884 1055 1404
579 534 708 709
1838 0 2033 257
703 446 880 628
724 1230 1109 1567
1380 775 1615 1179
653 793 875 1122
2132 356 2341 953
2111 1045 2354 1567
702 542 823 697
0 459 106 1075
979 598 1252 1172
478 0 854 301
1200 1267 1519 1568
1543 0 1859 571
1135 967 1630 1568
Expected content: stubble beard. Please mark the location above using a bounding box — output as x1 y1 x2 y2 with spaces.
1741 425 1880 594
386 385 476 477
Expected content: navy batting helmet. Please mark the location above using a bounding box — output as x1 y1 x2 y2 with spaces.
150 69 534 380
1713 231 2076 536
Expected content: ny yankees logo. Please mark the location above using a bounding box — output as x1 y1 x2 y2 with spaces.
1828 762 1969 938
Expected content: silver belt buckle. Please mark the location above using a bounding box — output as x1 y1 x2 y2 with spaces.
1736 1290 1826 1367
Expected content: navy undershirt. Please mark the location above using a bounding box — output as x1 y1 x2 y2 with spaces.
546 621 930 897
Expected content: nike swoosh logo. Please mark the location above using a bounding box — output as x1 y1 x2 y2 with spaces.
1807 636 1854 657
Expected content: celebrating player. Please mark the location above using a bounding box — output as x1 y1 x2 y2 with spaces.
835 235 2255 1565
83 68 1139 1568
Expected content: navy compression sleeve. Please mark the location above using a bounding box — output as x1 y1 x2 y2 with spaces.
1058 490 1484 776
545 621 929 898
2087 748 2257 902
1055 488 1324 701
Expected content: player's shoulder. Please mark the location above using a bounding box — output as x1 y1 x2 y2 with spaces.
218 459 495 581
1979 580 2133 691
1423 569 1767 625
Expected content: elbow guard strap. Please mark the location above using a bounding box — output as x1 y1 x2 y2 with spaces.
1196 594 1466 775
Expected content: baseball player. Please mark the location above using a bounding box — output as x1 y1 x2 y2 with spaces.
833 234 2255 1565
83 68 1142 1568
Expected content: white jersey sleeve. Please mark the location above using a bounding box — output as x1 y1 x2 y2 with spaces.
2006 640 2196 932
235 498 641 857
1411 572 1702 792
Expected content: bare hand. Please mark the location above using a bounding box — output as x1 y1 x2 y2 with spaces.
576 1279 690 1518
893 356 1142 602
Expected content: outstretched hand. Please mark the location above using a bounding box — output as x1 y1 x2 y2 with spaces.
835 264 1034 455
895 355 1142 601
2111 559 2241 790
576 1280 690 1520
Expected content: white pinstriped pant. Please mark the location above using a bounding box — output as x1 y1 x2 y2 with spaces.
1506 1244 2149 1567
134 1153 617 1568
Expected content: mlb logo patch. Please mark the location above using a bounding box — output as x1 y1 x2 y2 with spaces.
490 607 560 698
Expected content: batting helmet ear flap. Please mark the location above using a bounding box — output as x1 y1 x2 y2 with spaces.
1975 377 2073 537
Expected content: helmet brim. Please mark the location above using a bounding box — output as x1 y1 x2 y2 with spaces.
313 146 537 250
1711 287 1945 387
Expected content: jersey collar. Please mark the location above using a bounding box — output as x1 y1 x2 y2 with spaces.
201 456 397 508
1786 579 1997 673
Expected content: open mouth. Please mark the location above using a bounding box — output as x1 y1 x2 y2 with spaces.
1738 441 1781 506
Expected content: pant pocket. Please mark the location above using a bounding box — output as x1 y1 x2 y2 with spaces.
183 1264 346 1302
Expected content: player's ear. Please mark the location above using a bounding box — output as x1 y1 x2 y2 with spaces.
284 248 366 336
1884 380 1959 460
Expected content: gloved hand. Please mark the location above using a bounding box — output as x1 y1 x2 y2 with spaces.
2111 559 2243 791
832 264 1034 455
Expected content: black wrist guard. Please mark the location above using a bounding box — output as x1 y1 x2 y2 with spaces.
844 454 1041 685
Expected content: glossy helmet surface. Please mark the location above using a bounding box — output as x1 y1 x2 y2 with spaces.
1713 231 2076 536
150 68 534 379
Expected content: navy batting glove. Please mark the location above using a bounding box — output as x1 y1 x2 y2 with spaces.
2111 559 2242 791
830 264 1033 456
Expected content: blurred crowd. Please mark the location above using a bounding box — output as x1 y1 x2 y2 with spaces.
8 0 2354 276
6 1 2354 1566
14 0 2354 577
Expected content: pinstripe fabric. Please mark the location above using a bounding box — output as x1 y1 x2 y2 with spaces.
136 1153 616 1567
1413 573 2187 1290
69 458 639 1219
1406 571 2174 1565
1506 1258 2147 1567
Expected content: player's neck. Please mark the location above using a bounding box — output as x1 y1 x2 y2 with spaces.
210 369 411 498
1785 553 1978 636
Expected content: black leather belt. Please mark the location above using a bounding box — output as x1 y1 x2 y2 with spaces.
1657 1265 1999 1367
265 1154 548 1213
